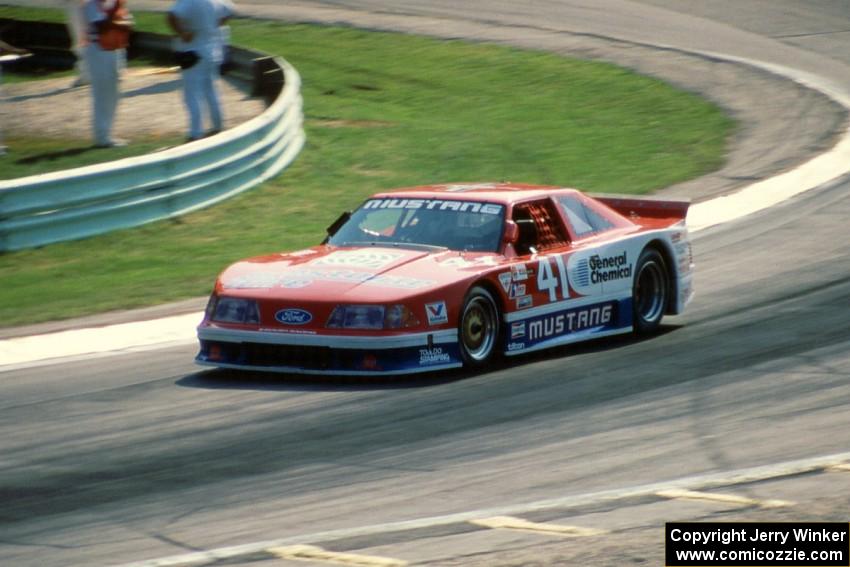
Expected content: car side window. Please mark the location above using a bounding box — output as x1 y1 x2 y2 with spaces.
558 195 614 237
512 200 569 255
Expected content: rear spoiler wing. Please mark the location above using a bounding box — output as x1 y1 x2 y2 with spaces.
592 194 690 223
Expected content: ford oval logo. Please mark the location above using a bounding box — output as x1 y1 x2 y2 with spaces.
275 308 313 325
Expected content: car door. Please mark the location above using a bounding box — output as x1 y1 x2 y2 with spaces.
509 198 574 308
506 196 626 350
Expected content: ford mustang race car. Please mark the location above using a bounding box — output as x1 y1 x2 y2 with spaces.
196 182 694 375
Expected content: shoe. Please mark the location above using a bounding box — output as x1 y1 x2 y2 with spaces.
94 138 128 148
204 128 222 138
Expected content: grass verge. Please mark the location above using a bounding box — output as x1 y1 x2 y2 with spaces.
0 7 733 328
1 136 185 179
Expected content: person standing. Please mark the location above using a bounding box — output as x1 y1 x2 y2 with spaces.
167 0 234 142
66 0 90 87
1 39 31 156
83 0 132 148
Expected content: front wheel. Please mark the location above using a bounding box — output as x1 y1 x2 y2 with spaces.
458 286 500 367
632 248 668 334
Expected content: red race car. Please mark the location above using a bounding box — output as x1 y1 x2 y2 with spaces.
196 183 694 375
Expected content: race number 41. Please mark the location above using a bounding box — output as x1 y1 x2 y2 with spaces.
537 256 569 302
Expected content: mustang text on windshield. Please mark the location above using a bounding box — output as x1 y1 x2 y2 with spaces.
364 198 503 215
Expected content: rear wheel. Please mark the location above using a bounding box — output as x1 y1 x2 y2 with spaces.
632 248 668 334
459 286 500 367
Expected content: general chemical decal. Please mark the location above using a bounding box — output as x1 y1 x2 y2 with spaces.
568 249 633 295
571 258 591 288
587 252 631 283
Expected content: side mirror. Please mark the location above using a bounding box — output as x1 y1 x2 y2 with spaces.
326 211 351 237
502 220 519 245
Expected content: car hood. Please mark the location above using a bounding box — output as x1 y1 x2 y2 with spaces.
216 245 503 302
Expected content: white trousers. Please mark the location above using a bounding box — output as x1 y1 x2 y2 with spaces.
181 56 223 140
66 0 89 83
0 67 5 153
83 44 121 145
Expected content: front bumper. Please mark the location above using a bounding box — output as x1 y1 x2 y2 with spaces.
195 326 461 375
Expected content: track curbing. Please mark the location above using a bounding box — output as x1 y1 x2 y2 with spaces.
115 451 850 567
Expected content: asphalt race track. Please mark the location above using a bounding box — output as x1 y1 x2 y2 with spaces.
2 2 850 566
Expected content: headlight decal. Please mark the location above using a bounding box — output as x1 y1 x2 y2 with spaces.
211 297 261 324
326 304 420 330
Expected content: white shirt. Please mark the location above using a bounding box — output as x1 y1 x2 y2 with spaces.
170 0 234 62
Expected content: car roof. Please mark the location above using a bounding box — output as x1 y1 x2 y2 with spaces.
370 182 580 205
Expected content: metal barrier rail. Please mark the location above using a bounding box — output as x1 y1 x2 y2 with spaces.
0 26 305 252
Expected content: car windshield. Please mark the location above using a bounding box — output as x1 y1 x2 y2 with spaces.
328 198 506 252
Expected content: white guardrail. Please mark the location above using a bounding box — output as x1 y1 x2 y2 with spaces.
0 28 305 252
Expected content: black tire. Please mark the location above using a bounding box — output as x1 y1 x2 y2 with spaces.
632 248 669 334
458 286 500 367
